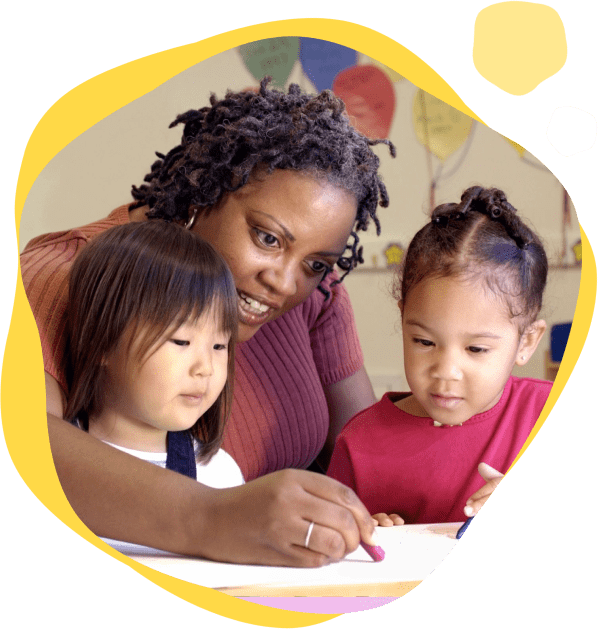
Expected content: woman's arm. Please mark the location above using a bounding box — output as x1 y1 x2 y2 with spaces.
320 365 377 470
46 374 376 565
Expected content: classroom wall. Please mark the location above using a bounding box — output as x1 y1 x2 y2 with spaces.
20 44 581 396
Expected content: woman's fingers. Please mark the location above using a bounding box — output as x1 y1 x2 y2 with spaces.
299 471 377 549
202 469 375 567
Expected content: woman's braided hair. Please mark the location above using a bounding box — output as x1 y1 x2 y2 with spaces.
396 186 548 330
131 77 395 291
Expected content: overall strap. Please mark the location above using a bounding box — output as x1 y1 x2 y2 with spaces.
166 431 197 479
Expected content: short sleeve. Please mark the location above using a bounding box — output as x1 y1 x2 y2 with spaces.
20 231 89 393
19 205 131 394
304 273 364 387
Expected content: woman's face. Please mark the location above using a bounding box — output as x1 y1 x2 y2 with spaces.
191 169 358 342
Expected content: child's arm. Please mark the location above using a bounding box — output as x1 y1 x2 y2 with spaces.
464 462 505 517
372 513 405 527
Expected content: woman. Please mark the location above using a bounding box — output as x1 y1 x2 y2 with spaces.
21 78 395 566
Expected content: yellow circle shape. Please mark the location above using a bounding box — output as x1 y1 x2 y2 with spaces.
473 2 567 95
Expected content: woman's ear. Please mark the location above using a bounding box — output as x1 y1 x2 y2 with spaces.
515 319 547 366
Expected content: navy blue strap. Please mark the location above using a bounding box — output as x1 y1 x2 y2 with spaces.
166 431 197 479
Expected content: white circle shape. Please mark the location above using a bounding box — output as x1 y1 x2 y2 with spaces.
547 106 597 157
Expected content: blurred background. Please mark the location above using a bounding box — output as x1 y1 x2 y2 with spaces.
20 39 581 396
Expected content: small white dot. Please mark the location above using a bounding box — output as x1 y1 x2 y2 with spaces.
547 106 597 157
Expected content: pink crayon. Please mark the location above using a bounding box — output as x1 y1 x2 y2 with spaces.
361 541 385 562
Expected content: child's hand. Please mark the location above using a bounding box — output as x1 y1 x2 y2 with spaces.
464 462 505 517
372 512 405 527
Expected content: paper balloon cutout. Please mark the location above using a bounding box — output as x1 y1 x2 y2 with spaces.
333 65 396 139
239 37 299 87
572 239 582 264
505 137 526 157
299 38 357 91
413 89 473 162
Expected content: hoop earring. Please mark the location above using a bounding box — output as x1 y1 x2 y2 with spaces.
185 207 198 231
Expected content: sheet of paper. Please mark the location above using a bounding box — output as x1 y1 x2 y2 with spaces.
104 523 461 589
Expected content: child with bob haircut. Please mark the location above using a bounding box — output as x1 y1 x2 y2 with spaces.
64 220 244 487
328 186 552 525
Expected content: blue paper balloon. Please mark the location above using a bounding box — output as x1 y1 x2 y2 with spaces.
299 38 357 92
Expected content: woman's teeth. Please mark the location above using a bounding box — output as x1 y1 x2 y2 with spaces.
239 293 270 314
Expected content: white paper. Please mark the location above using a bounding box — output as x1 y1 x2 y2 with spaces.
105 523 460 590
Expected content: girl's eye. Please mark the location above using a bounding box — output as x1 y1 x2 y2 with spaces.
170 339 190 347
254 229 279 248
468 346 489 354
306 259 332 275
213 343 228 351
414 338 434 347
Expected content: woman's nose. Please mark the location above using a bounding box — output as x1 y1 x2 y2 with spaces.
260 261 298 297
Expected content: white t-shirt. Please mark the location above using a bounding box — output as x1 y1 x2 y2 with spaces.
101 442 244 555
107 442 245 488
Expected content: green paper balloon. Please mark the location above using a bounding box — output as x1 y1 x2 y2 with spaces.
239 37 299 88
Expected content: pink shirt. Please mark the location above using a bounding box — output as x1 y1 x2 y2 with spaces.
21 205 364 480
327 376 552 523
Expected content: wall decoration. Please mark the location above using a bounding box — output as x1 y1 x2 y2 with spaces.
413 89 473 162
299 38 357 91
239 37 299 87
384 243 405 268
333 65 395 139
572 239 582 264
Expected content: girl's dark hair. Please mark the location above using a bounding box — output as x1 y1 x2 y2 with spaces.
130 77 395 290
396 186 548 330
63 220 238 462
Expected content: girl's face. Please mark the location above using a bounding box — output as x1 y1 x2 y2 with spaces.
190 169 358 342
399 275 542 426
91 311 230 452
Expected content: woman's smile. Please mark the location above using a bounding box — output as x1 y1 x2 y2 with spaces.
190 169 358 342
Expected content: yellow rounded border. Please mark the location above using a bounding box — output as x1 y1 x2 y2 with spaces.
3 17 595 627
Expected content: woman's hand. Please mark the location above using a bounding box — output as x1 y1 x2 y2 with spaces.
464 462 505 517
372 512 405 527
200 469 378 567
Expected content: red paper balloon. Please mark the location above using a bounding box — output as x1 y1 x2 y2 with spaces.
333 65 396 139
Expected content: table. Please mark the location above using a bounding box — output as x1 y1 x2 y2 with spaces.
105 522 462 598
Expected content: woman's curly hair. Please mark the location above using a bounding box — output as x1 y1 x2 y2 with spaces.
131 77 395 288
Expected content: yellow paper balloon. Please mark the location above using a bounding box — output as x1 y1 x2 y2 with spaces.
413 89 473 161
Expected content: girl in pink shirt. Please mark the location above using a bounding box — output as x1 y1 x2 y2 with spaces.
328 186 552 525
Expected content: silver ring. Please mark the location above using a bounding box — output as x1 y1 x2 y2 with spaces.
304 521 315 549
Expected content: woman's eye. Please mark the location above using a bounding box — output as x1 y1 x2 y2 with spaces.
170 339 190 347
214 343 228 351
306 259 331 275
255 229 279 247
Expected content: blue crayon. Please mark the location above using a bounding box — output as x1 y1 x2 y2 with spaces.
456 518 473 539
